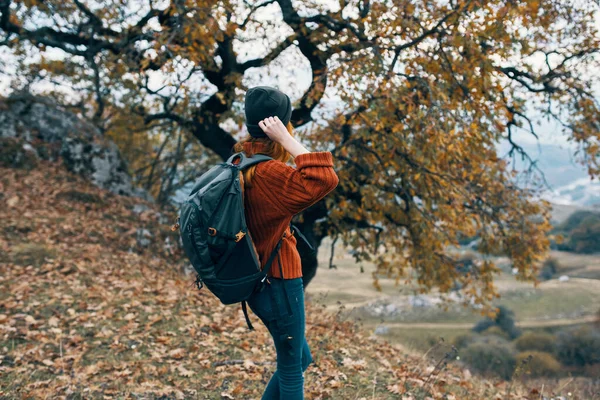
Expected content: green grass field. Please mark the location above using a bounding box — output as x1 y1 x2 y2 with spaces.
307 241 600 356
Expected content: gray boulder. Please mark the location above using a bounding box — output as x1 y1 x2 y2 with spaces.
0 92 151 200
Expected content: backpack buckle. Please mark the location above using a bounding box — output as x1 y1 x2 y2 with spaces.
194 275 203 290
234 231 246 242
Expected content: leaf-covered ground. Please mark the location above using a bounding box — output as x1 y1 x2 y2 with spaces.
0 161 593 399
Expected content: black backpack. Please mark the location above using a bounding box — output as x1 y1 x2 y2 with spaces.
176 152 311 329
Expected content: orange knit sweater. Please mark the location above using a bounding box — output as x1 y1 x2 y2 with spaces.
242 141 339 279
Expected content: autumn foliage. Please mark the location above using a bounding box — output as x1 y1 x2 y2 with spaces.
2 0 600 308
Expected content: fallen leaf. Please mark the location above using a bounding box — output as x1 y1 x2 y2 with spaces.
124 313 135 321
329 379 343 388
115 368 132 377
342 357 367 370
177 365 194 377
156 336 171 344
169 348 186 359
6 196 19 207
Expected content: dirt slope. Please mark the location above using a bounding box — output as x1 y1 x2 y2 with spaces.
0 160 582 399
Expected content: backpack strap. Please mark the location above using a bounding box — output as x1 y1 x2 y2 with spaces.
260 233 285 279
241 301 254 330
290 224 315 253
242 230 286 331
226 152 273 170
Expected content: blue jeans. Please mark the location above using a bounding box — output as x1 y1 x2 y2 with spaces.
247 277 313 400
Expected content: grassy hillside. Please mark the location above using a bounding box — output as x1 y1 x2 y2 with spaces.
309 238 600 340
0 159 596 399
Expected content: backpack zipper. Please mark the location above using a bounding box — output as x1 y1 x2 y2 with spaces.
206 167 237 229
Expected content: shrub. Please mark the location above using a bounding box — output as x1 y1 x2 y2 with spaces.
583 363 600 378
472 318 494 333
464 333 512 348
554 211 600 254
472 306 521 339
0 137 38 170
56 190 104 204
515 351 561 377
461 342 516 380
538 257 559 281
556 326 600 367
570 219 600 254
514 332 556 354
482 326 510 339
452 333 477 349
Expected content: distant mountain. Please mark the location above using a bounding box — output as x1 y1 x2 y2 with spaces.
547 177 600 208
497 141 600 209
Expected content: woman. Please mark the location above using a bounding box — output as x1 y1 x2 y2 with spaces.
233 86 338 399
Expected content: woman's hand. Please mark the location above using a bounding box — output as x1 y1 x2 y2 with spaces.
258 116 310 157
258 116 290 144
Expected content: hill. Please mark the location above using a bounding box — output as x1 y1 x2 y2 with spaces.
0 156 593 399
496 141 600 208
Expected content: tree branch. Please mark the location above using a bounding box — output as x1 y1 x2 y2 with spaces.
239 33 298 71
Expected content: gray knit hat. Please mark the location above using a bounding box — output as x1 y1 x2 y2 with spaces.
244 86 292 138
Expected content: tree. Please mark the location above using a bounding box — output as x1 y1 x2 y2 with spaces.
2 0 599 308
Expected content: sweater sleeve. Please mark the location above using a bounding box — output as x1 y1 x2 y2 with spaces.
255 151 339 216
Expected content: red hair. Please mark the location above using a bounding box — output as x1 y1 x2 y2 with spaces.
233 121 295 187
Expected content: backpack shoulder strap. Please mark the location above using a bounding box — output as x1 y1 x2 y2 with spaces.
226 152 273 170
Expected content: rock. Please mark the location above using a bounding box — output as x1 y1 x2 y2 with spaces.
0 92 152 201
385 304 397 315
180 262 195 276
156 212 169 225
132 204 151 214
409 295 431 308
163 236 175 256
136 228 153 248
374 325 389 335
462 368 472 380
